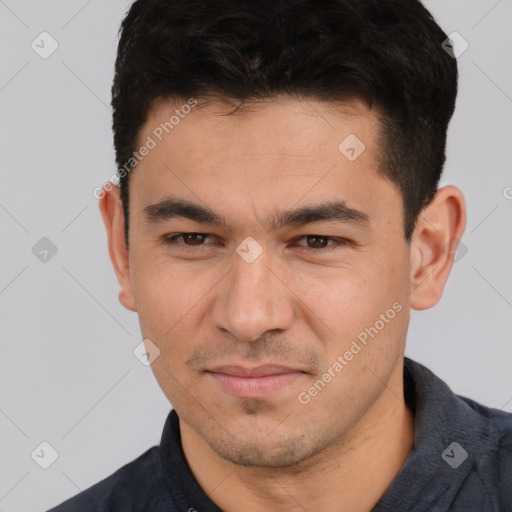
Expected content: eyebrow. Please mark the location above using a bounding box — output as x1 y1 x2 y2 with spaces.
143 197 370 230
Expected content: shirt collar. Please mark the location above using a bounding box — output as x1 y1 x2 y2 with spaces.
160 409 224 511
372 357 485 511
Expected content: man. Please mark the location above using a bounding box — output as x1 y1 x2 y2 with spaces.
48 0 512 510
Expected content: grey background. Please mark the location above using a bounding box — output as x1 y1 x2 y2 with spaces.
0 1 511 510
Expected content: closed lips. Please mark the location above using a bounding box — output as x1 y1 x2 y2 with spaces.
207 365 306 377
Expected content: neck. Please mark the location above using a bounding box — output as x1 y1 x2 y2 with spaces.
180 360 414 512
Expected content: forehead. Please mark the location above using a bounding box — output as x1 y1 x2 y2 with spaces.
142 95 378 150
129 95 400 234
134 95 380 179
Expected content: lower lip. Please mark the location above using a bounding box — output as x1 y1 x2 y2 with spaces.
208 372 305 398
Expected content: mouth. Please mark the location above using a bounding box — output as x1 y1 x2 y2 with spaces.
205 364 308 398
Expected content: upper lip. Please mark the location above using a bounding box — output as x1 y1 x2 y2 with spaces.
207 364 306 377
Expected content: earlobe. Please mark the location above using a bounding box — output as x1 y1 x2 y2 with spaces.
409 185 466 311
98 183 137 312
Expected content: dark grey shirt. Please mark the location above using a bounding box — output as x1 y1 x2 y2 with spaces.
47 358 512 511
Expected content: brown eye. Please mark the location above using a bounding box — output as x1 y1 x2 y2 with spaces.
306 235 330 248
295 235 349 251
181 233 207 245
164 233 212 246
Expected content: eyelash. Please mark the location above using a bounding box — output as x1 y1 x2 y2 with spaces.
163 233 351 253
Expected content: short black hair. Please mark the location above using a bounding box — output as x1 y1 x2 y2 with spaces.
112 0 458 249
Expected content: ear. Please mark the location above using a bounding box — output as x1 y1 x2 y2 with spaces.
98 183 137 312
409 185 466 310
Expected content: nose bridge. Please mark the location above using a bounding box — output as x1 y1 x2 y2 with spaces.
232 247 273 300
212 243 293 342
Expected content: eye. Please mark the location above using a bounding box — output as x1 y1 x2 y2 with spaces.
294 235 351 251
164 233 214 247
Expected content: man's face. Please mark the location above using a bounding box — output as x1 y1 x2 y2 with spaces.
124 96 412 467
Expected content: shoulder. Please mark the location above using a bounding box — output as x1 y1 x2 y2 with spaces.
450 394 512 509
404 358 512 507
46 446 175 512
457 394 512 470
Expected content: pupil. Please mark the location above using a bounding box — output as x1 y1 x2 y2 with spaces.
308 235 326 248
186 233 204 245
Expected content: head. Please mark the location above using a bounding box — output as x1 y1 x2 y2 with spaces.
100 0 466 468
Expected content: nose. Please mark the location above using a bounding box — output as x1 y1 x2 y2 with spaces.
211 244 294 343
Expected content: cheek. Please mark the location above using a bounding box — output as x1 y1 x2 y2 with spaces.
131 258 214 357
297 254 407 350
293 265 375 328
130 257 176 333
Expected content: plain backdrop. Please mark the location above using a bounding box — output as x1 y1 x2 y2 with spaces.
0 1 511 510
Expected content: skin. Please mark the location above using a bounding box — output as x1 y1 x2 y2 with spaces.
100 95 466 512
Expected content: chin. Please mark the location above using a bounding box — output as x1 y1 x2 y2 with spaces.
212 437 312 468
202 417 329 469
